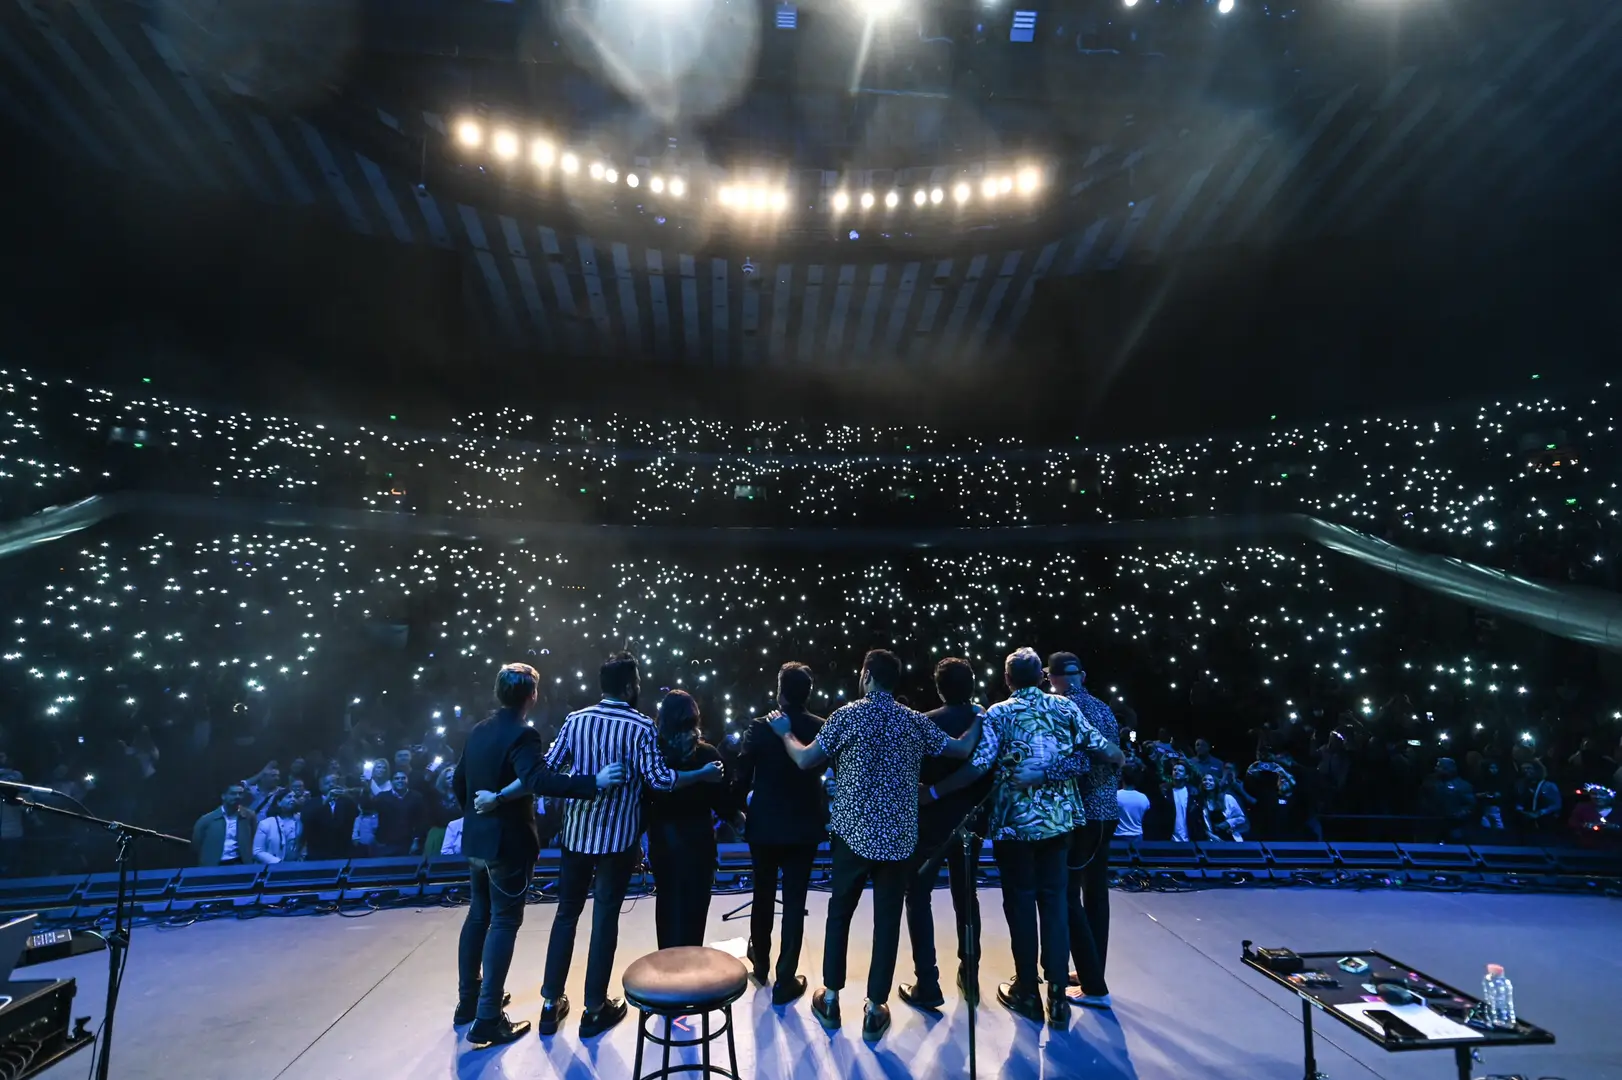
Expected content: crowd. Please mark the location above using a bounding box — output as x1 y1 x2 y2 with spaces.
0 369 1620 879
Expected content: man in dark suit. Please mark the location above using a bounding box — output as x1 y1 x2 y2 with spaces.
190 783 258 866
372 770 428 856
453 663 627 1048
303 774 364 862
1144 760 1210 842
731 662 829 1006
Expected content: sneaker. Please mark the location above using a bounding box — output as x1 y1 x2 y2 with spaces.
772 975 808 1007
1065 989 1112 1010
579 999 628 1039
454 991 512 1026
1046 987 1071 1029
810 989 842 1031
467 1013 530 1048
957 964 980 1008
997 981 1045 1025
537 995 569 1037
862 1002 891 1042
898 981 945 1011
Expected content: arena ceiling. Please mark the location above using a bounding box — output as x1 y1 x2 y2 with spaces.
3 0 1620 370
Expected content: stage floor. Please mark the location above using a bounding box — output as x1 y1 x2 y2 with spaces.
32 886 1616 1080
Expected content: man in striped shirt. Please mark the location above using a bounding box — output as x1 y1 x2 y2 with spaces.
538 652 725 1038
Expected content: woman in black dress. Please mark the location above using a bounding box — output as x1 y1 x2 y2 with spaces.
646 690 726 948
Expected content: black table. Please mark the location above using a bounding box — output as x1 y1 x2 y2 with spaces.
1240 942 1555 1080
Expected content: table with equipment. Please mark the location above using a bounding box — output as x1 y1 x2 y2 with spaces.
1240 942 1555 1080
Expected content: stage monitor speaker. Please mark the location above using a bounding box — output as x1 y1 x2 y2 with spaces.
1109 837 1137 866
1469 846 1556 873
1399 845 1478 871
1135 841 1202 868
174 865 264 899
1262 842 1335 868
1330 842 1403 869
716 843 752 873
0 876 87 916
81 869 176 905
260 860 347 905
1548 847 1622 878
1198 842 1268 868
344 857 426 898
425 855 468 886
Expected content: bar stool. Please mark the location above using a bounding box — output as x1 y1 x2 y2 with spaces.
622 946 749 1080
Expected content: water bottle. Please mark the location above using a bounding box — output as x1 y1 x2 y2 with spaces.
1482 964 1516 1029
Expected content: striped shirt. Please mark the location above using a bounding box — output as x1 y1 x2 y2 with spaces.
544 698 677 855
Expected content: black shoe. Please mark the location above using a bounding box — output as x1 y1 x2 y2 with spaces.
747 943 770 984
1047 987 1072 1029
467 1013 530 1048
810 989 841 1031
579 998 628 1039
862 1003 892 1042
957 964 980 1008
537 995 569 1037
772 975 808 1007
898 981 945 1011
454 991 512 1026
998 981 1045 1025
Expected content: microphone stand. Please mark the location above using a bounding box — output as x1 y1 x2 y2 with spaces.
0 788 189 1080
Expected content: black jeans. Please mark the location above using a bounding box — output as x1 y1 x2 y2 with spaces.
540 846 638 1010
993 834 1071 992
747 841 818 986
457 856 534 1021
648 819 716 949
904 834 981 988
1067 819 1115 997
823 833 909 1005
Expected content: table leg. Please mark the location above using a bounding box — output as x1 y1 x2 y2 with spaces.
1453 1045 1473 1080
1301 998 1326 1080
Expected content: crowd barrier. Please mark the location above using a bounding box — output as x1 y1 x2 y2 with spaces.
1 839 1615 927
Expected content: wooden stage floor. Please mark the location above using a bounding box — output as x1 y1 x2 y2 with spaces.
31 885 1617 1080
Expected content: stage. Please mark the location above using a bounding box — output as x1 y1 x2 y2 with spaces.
30 886 1616 1080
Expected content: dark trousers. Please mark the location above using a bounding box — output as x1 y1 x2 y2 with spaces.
747 841 817 986
540 846 638 1010
1067 819 1115 997
457 856 534 1021
904 834 981 988
823 833 909 1005
648 819 717 949
993 834 1071 992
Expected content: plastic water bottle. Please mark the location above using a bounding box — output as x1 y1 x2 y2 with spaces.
1482 964 1515 1029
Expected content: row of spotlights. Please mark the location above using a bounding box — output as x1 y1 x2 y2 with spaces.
831 169 1040 213
455 120 685 197
718 186 790 213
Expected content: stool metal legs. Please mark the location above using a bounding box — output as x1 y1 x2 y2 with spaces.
629 1004 739 1080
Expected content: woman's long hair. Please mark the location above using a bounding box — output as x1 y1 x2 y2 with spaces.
657 690 702 769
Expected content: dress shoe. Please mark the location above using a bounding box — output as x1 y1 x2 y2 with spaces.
579 998 628 1038
997 981 1045 1025
537 995 569 1036
810 989 841 1031
467 1013 530 1048
772 975 808 1006
454 991 512 1026
957 964 980 1008
862 1002 892 1042
1047 987 1072 1029
898 981 945 1011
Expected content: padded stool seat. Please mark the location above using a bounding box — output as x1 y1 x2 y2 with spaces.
623 947 748 1080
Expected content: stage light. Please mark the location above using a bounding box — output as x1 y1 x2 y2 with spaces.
719 186 735 206
982 177 999 199
770 190 788 212
1217 0 1233 11
589 161 605 180
953 182 970 204
561 153 579 174
626 173 640 188
860 191 875 209
455 119 483 149
1017 167 1040 194
650 176 666 194
912 189 927 207
832 191 850 212
750 187 769 211
929 186 944 205
1124 0 1138 6
531 139 555 167
492 131 519 161
669 177 686 197
884 190 899 209
605 167 619 184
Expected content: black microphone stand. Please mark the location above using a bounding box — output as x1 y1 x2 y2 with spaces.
1 789 189 1080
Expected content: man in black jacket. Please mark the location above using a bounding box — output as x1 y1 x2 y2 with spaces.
452 663 627 1047
731 662 828 1006
303 773 363 862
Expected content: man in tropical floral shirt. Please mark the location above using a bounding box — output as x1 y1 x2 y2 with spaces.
982 648 1123 1028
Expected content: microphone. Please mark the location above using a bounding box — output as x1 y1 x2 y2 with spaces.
0 779 58 797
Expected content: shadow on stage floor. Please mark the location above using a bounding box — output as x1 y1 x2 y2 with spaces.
30 887 1617 1080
